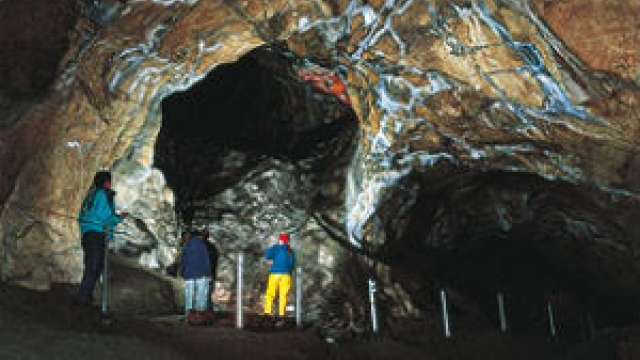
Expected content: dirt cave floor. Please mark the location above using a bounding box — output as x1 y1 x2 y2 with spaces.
0 283 638 360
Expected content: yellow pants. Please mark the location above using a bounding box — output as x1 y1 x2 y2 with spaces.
263 273 291 316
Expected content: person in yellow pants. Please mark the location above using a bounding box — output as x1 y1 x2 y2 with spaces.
263 233 296 325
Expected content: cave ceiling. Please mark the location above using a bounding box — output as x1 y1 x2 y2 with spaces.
0 0 638 331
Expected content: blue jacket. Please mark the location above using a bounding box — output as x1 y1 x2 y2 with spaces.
264 244 295 274
78 188 122 238
181 237 212 280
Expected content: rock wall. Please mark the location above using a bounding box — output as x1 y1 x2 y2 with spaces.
0 0 638 333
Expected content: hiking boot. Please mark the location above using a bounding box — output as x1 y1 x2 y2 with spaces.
187 310 206 325
275 319 286 328
71 297 101 311
202 311 216 324
71 297 90 307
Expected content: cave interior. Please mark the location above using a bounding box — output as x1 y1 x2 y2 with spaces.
0 0 638 355
150 44 638 337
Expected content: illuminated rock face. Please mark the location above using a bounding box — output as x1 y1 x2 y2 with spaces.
0 0 638 332
154 45 357 318
532 0 640 82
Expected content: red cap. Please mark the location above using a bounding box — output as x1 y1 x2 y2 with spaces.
279 233 289 243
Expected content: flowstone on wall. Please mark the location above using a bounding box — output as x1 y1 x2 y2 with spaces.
0 0 638 337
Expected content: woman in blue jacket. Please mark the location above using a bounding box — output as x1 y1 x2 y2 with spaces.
263 233 296 317
74 171 127 306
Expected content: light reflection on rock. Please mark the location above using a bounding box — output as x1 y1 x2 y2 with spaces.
0 0 637 337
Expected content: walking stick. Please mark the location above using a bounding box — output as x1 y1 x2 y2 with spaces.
102 241 108 315
101 237 112 325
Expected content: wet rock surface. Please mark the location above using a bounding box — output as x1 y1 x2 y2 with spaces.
0 0 638 345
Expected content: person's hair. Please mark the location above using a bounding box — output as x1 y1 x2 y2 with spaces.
93 171 112 189
192 228 209 239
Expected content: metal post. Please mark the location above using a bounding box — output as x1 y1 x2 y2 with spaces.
295 266 302 328
440 288 451 339
547 301 557 337
368 278 378 333
101 243 108 315
497 292 507 333
236 251 243 329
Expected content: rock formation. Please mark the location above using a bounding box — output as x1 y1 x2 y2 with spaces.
0 0 638 337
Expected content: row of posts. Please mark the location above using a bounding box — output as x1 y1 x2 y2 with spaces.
235 252 303 329
367 279 586 339
231 253 589 338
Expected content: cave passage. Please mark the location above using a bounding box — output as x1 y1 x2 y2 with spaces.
156 44 357 225
153 44 358 318
382 170 640 335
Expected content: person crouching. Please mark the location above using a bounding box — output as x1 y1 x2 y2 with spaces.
180 230 211 325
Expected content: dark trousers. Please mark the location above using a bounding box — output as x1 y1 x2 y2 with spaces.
76 231 106 304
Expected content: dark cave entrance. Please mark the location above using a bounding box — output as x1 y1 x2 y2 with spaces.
156 44 357 226
155 44 357 307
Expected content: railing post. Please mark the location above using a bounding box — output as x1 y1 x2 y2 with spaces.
295 266 302 328
547 300 557 337
497 292 507 333
368 278 378 333
236 251 243 329
101 242 108 316
440 288 451 339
